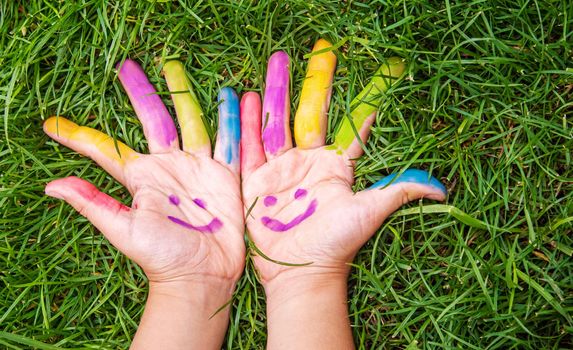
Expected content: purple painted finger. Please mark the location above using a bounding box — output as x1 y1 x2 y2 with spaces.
262 51 292 159
117 59 179 153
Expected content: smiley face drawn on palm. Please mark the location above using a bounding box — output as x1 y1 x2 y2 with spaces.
240 41 447 283
44 60 245 283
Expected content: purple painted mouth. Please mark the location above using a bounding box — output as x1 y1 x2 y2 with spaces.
167 216 223 234
261 199 318 232
166 194 222 233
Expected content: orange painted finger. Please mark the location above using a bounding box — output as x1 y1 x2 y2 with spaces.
294 39 337 149
44 117 138 185
45 176 132 253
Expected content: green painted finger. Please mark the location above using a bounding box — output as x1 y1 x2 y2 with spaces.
330 57 406 156
163 61 211 155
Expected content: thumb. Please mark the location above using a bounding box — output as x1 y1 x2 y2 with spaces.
46 176 132 251
354 169 447 227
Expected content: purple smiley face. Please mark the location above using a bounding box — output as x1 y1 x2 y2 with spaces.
261 188 317 232
167 194 222 233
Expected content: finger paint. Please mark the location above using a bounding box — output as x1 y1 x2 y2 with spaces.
240 92 266 175
192 198 206 209
46 176 130 213
163 61 211 154
117 59 178 152
215 87 241 167
262 51 291 156
44 117 138 165
264 195 277 207
166 194 222 233
168 216 223 234
261 199 317 232
294 39 337 148
369 169 447 194
331 57 406 152
294 188 307 200
169 194 181 205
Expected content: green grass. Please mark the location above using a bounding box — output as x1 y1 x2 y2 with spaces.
1 0 572 348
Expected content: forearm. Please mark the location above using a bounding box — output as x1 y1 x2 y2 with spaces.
264 271 354 350
131 279 235 350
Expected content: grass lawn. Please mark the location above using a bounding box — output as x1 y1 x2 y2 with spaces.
1 0 572 348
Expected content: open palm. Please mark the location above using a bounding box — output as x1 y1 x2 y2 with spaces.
45 60 244 284
240 40 447 284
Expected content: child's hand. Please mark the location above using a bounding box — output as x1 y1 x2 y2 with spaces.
240 40 447 349
242 40 446 285
241 40 446 349
44 60 244 349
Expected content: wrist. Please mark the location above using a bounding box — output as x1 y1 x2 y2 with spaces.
263 268 354 350
132 279 236 350
264 268 349 313
148 278 235 313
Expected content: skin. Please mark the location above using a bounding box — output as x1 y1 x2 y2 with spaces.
44 59 244 350
241 41 447 349
294 39 337 149
163 60 211 155
261 51 291 158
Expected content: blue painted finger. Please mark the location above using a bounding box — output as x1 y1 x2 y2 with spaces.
369 169 446 194
214 87 241 173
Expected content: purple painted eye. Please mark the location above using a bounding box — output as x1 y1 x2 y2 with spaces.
169 194 180 205
193 198 207 209
294 188 307 200
264 196 277 207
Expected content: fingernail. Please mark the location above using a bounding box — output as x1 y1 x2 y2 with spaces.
45 186 65 200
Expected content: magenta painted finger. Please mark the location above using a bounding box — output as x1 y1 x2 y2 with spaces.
117 59 179 153
240 92 265 178
261 51 292 159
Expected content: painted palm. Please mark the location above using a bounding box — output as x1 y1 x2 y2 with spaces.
44 60 244 285
241 40 447 283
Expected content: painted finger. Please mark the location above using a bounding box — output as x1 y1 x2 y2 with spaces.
261 51 292 159
353 169 446 241
45 176 132 252
294 39 337 149
44 117 138 186
240 92 265 179
330 57 406 159
214 87 241 174
117 59 179 154
163 61 211 156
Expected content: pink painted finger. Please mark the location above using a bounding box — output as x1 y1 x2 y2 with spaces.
240 92 265 179
117 59 179 154
45 177 132 252
261 51 292 159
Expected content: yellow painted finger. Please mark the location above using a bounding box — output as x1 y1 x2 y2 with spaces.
44 116 138 185
163 61 211 156
294 39 337 149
